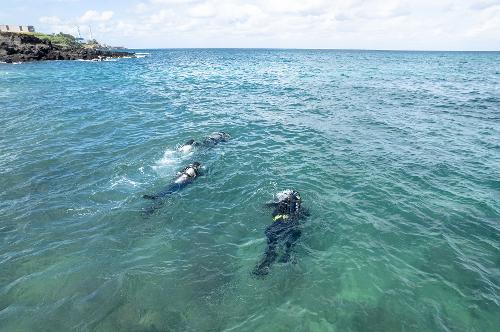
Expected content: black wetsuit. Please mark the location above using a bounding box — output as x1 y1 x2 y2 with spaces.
253 194 307 276
202 133 229 147
181 132 230 150
183 139 199 148
143 164 201 200
143 181 191 200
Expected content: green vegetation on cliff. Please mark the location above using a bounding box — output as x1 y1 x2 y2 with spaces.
29 33 103 49
31 32 82 48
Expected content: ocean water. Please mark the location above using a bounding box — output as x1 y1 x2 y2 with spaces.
0 49 499 332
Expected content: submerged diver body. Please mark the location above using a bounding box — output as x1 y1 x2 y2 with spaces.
142 132 229 215
143 162 202 200
178 132 230 153
253 190 308 276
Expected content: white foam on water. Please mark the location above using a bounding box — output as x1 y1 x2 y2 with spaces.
151 148 191 177
155 149 178 167
76 58 119 62
66 207 94 217
110 176 142 189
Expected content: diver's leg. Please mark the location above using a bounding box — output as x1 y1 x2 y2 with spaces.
143 183 183 200
156 183 184 197
253 243 277 276
279 228 301 263
141 199 165 217
253 231 278 276
141 183 184 216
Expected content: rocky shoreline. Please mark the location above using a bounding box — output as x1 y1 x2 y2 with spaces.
0 32 134 63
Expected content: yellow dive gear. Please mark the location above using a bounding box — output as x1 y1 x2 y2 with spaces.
273 214 289 222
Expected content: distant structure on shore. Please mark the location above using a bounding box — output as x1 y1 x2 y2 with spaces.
0 25 35 33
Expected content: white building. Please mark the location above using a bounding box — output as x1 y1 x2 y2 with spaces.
0 25 35 33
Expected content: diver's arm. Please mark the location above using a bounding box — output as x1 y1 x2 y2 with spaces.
264 202 279 208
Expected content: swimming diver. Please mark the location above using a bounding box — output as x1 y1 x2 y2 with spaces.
143 162 202 200
253 190 308 276
178 132 230 153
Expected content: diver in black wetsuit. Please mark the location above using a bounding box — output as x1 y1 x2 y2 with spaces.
178 132 230 153
253 190 308 276
143 162 202 200
202 132 230 147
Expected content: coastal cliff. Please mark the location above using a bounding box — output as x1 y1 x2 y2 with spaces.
0 32 134 63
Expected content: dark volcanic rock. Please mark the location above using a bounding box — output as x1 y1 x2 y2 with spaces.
0 32 134 63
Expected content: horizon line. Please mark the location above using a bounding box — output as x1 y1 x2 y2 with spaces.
124 47 500 52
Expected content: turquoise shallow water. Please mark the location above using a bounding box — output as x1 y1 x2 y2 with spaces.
1 50 499 331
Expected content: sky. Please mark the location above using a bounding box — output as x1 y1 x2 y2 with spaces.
2 0 500 50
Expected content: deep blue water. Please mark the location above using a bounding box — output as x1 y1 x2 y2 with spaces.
1 50 499 331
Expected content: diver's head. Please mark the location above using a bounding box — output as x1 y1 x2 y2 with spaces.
179 139 196 153
276 189 292 202
184 162 201 177
273 189 302 215
276 189 301 203
185 168 196 177
218 132 230 140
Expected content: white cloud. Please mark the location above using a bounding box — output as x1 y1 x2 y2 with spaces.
78 10 114 23
470 0 500 10
150 9 175 24
34 0 500 50
150 0 202 4
133 2 149 14
466 5 500 36
258 0 327 15
38 10 115 40
188 3 216 18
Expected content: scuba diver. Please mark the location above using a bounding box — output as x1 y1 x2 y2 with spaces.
143 162 202 200
253 190 308 276
178 132 230 153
